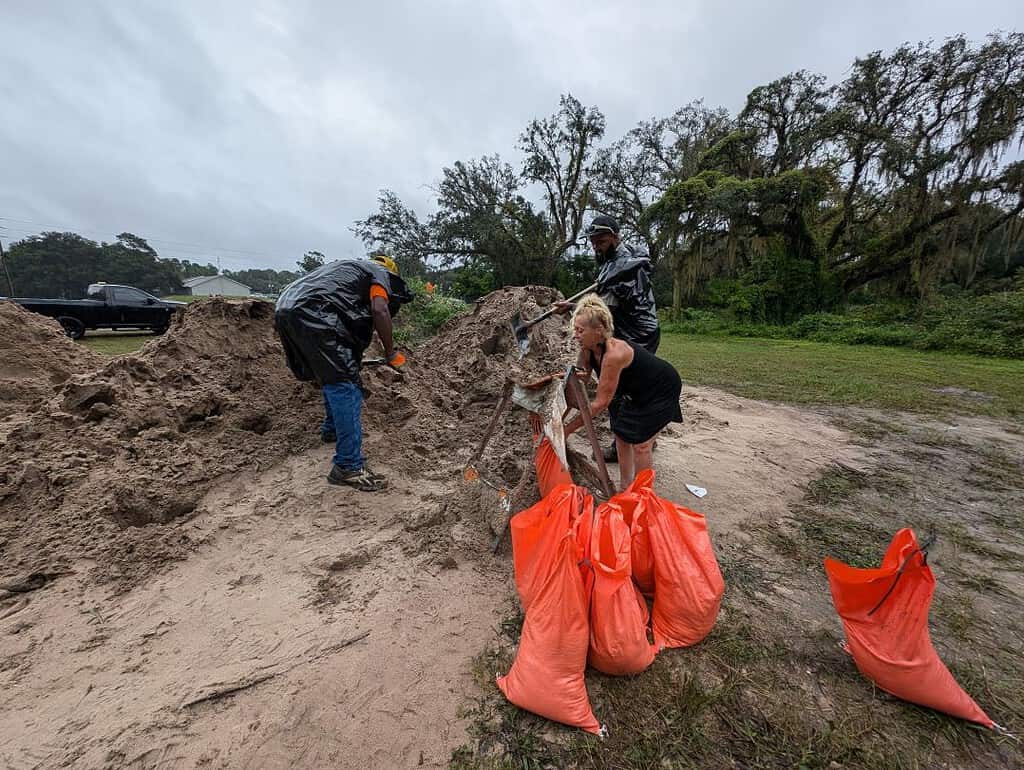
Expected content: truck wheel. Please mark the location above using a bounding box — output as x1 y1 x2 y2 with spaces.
58 316 85 340
152 324 169 336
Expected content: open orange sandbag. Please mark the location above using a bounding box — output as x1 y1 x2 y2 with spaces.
498 484 602 734
589 500 656 675
642 473 724 649
610 470 656 596
824 529 994 727
535 436 573 498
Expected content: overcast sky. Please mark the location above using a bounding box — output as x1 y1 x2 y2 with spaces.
1 1 1019 272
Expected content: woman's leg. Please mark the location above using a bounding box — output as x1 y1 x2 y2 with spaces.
632 436 656 475
616 436 635 489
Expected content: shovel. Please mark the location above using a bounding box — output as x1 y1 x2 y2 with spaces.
509 282 597 356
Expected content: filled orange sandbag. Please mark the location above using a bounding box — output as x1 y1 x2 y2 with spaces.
535 437 573 498
643 475 724 649
589 500 656 675
611 470 655 596
497 484 602 733
824 529 994 727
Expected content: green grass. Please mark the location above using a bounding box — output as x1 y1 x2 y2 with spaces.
79 333 153 355
163 294 257 303
163 294 203 303
660 333 1024 418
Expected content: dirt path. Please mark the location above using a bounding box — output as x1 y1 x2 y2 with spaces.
1 384 876 770
0 445 505 770
650 386 869 534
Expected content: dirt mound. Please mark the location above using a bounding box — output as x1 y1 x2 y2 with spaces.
0 298 321 586
0 301 102 419
367 284 575 464
362 285 588 549
0 288 587 586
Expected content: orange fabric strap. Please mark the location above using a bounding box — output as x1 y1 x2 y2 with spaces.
369 284 389 302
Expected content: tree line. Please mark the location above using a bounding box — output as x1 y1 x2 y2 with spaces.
355 32 1024 322
0 232 323 298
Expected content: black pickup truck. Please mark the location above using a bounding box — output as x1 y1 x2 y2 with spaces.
8 283 186 339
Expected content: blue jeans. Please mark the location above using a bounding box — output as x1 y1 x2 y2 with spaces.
321 383 364 471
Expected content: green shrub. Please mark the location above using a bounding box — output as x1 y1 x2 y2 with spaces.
916 291 1024 357
660 308 726 335
790 313 850 337
393 278 468 345
660 289 1024 359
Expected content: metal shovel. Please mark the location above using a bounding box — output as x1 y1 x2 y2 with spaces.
509 282 598 356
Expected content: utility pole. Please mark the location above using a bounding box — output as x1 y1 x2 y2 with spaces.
0 236 14 298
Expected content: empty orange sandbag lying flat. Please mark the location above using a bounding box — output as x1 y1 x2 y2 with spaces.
825 528 994 728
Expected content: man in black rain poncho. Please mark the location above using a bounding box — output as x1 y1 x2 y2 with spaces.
275 255 413 492
556 215 661 461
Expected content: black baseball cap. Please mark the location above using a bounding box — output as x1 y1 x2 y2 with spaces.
584 215 620 237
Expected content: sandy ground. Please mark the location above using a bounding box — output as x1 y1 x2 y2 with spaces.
1 381 871 769
1 446 502 769
13 292 1014 769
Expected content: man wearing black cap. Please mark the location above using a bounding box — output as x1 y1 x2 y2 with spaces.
556 214 661 461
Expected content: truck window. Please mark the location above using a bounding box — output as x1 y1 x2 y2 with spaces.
112 287 150 304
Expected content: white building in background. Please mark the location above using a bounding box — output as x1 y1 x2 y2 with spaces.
182 275 252 297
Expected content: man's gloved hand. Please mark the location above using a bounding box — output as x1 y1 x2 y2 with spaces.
387 351 407 372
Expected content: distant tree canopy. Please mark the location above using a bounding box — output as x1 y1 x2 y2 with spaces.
224 268 301 294
296 250 326 273
356 33 1024 318
353 94 606 290
2 232 305 299
4 232 183 298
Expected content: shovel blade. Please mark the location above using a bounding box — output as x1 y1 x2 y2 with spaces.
509 313 531 356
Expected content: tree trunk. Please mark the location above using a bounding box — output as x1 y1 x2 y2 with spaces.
672 265 683 322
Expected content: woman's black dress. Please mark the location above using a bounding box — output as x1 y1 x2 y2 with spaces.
591 341 683 444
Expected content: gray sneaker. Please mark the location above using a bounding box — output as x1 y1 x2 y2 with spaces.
327 464 387 492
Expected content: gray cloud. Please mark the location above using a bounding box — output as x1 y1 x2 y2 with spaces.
1 0 1019 270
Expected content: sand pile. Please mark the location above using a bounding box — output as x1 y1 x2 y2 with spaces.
0 298 321 586
0 288 590 585
362 285 599 545
364 285 576 476
0 301 103 419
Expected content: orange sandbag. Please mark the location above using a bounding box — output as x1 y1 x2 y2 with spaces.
535 437 573 498
824 529 994 727
609 470 655 596
643 475 724 649
498 484 602 733
589 500 656 675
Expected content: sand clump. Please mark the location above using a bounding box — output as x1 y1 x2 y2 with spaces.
0 301 103 419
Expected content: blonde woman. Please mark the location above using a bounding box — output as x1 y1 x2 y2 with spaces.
564 295 682 488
